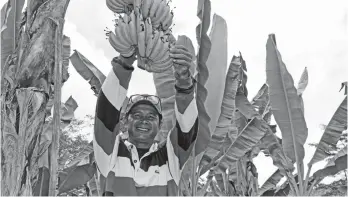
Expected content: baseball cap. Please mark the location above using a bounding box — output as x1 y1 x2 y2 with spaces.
125 94 162 120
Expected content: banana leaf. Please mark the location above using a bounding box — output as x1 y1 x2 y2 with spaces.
204 13 228 135
199 55 240 174
66 141 94 168
61 96 78 121
266 34 308 163
34 96 78 196
215 173 226 194
87 175 99 196
58 162 97 195
214 118 269 173
297 67 308 112
237 52 248 97
312 146 347 181
308 96 347 165
62 35 71 83
251 84 269 115
297 67 308 96
182 1 212 195
70 50 106 95
259 169 283 195
235 92 259 119
196 175 213 196
1 0 25 67
194 0 211 156
340 81 347 95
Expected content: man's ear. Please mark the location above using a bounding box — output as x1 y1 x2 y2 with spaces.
158 118 163 128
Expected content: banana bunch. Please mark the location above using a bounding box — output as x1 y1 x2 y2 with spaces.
106 0 133 13
141 0 174 31
108 11 138 57
136 14 174 73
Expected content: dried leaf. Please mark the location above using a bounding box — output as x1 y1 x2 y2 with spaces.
340 81 347 95
1 0 25 67
61 96 78 121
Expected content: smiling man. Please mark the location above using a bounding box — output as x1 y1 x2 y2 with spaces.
93 45 199 196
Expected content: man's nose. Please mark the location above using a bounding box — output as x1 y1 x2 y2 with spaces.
140 118 149 124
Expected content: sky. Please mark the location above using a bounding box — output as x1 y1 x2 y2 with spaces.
1 0 347 187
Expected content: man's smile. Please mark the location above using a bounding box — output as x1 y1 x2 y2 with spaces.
136 127 150 132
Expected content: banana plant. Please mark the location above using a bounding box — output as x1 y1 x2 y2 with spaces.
1 0 71 195
259 34 347 196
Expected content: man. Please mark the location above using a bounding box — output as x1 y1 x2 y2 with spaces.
93 44 199 196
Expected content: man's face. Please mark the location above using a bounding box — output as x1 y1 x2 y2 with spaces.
126 104 161 149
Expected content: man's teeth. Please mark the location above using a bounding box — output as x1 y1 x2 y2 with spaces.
137 128 148 131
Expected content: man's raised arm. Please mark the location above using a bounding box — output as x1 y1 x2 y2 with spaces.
166 45 199 173
93 55 135 177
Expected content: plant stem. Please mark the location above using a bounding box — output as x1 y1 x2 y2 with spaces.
48 17 64 197
307 179 319 196
298 161 305 194
287 173 300 196
191 145 197 196
304 165 312 192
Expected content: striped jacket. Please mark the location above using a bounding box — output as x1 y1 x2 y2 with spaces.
93 58 199 196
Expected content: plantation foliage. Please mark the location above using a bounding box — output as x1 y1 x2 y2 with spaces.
1 0 347 196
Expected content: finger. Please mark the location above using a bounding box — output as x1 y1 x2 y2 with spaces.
173 45 189 52
173 64 189 75
173 59 191 68
169 53 191 62
170 48 193 59
173 62 189 70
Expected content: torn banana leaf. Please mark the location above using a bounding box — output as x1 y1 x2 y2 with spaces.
70 50 106 95
194 0 212 156
312 146 347 180
308 96 347 165
235 92 259 119
238 52 248 97
199 55 240 174
266 34 308 162
251 84 269 116
214 117 269 173
258 169 283 195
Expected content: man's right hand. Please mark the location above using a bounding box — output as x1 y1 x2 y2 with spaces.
118 53 136 69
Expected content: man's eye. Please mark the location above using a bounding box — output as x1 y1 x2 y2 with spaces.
147 115 156 120
133 113 141 118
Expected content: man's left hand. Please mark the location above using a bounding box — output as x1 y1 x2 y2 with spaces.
169 45 194 81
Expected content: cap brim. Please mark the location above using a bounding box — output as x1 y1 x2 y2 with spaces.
126 100 162 116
